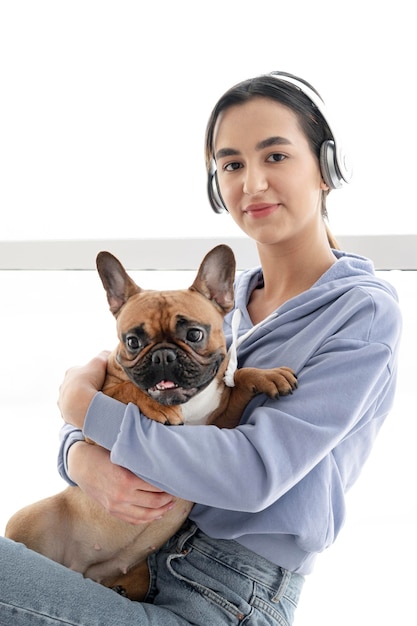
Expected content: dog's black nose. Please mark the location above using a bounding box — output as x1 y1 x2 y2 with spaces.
151 349 177 366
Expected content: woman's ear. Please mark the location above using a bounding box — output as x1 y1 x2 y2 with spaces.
320 180 330 191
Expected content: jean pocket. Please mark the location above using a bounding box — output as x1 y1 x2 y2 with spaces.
166 547 253 623
165 545 295 626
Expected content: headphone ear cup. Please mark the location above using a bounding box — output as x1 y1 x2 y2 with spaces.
319 140 342 190
207 165 228 213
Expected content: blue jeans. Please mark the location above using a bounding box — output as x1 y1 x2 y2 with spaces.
0 523 304 625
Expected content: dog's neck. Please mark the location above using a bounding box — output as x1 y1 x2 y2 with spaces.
180 378 224 425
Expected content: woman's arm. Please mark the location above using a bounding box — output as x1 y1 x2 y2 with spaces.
80 323 401 512
59 288 402 515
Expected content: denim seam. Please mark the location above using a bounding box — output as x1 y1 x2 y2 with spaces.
0 601 80 626
251 592 290 626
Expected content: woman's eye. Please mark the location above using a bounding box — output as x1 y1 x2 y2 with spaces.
126 335 140 351
224 161 242 172
267 153 286 163
186 328 204 343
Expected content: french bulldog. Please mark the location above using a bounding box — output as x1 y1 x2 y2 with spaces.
5 244 297 600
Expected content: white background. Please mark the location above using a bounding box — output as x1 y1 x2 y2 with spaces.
1 0 416 240
1 2 416 625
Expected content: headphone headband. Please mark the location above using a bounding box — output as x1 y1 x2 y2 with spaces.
208 72 352 213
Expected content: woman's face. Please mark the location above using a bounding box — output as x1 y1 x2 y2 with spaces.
213 96 328 247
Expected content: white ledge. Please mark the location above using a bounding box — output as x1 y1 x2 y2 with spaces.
0 235 416 271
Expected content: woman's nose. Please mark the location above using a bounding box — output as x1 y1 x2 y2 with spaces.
242 166 268 196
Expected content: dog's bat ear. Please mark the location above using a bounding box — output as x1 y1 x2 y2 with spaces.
96 251 141 316
190 245 236 314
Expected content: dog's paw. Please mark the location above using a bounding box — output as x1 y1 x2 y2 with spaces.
235 366 298 399
112 585 128 597
145 406 185 426
265 366 298 397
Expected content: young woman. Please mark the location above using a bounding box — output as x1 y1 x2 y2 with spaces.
0 72 402 625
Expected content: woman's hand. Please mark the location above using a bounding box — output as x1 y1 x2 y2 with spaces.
58 351 110 429
67 441 176 524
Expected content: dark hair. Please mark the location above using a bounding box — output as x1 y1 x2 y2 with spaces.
204 71 334 222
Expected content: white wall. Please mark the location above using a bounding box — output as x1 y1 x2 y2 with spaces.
1 0 416 241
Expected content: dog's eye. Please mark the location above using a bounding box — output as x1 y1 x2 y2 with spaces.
186 328 204 343
126 335 140 352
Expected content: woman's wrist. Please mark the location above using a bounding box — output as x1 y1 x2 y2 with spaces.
66 440 91 485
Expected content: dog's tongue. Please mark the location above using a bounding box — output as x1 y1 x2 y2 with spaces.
155 380 177 390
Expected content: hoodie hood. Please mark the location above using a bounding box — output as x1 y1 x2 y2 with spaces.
226 250 398 338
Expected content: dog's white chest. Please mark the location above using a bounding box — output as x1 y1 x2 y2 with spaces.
181 379 223 425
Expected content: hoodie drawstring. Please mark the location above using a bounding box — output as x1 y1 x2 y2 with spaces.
223 308 278 387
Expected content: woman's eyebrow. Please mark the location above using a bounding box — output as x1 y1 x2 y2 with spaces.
215 136 292 161
256 136 292 150
215 147 240 160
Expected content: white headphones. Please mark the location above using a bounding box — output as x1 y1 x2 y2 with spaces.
208 72 353 213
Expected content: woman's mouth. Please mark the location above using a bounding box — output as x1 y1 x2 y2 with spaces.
244 203 279 218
